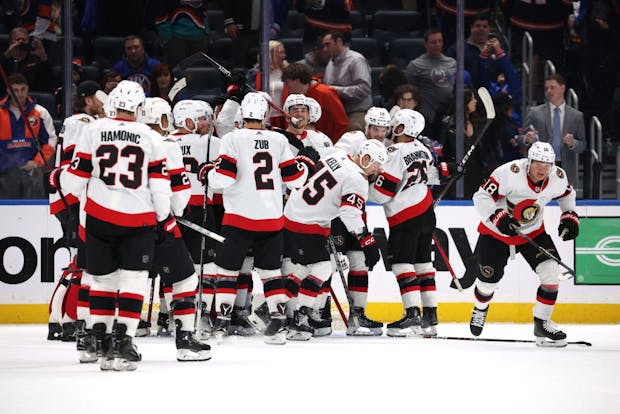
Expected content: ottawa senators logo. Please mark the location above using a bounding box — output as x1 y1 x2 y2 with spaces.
510 163 520 173
556 168 564 179
333 235 345 247
508 198 541 224
387 144 399 153
79 116 92 123
479 265 494 278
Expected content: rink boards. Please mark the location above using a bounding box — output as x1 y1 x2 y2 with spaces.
1 200 619 323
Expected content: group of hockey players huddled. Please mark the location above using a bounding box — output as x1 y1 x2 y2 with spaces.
44 74 580 371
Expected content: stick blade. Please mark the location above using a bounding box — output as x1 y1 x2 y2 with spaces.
477 87 496 120
168 77 187 101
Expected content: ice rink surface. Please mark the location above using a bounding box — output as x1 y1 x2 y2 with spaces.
1 323 618 414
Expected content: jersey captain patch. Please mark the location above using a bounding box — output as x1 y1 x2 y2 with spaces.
507 198 541 224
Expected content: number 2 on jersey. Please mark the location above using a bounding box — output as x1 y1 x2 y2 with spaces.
253 152 274 190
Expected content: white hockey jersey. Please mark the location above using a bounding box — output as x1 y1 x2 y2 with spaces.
284 148 368 236
60 117 171 227
473 158 576 245
334 130 367 157
369 140 434 227
162 138 191 216
173 131 221 207
50 113 95 215
207 127 309 231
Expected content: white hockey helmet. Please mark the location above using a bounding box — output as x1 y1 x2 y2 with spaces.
173 100 206 132
365 107 391 129
241 92 269 121
358 138 388 169
391 109 425 138
108 80 145 113
138 97 174 133
305 96 321 124
283 94 309 113
195 100 214 121
528 141 555 164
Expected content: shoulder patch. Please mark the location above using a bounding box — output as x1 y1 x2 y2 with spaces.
387 144 399 153
510 163 520 173
556 168 565 179
78 117 92 123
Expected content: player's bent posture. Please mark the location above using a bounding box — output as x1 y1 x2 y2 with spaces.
470 141 579 347
138 97 211 361
284 140 386 340
48 81 172 371
206 92 317 345
369 109 441 337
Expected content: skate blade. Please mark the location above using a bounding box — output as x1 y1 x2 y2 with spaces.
177 349 212 361
386 327 421 337
99 357 115 371
421 326 437 337
215 331 226 344
312 327 333 337
229 327 257 337
112 357 139 371
535 337 568 348
286 330 312 341
346 326 383 336
79 351 98 363
135 328 151 337
264 332 287 345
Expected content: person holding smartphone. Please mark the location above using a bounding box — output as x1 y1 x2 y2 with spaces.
0 27 52 92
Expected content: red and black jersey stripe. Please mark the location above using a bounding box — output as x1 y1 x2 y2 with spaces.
216 154 237 179
148 158 169 180
374 172 400 197
68 152 93 178
280 159 304 182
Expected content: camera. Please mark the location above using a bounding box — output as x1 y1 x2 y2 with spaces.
488 32 498 41
17 40 35 52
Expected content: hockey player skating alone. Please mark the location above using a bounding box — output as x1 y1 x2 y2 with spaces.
138 97 211 361
369 109 441 337
469 141 579 347
47 81 172 371
284 140 387 340
205 92 318 345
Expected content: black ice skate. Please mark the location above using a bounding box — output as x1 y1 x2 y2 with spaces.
421 306 438 337
534 317 567 347
197 309 214 340
135 319 151 337
176 328 212 361
213 304 232 344
470 307 489 337
157 312 173 337
47 322 62 341
309 307 333 337
263 303 287 345
287 306 313 341
386 306 422 337
111 324 142 371
228 307 257 336
61 322 76 342
346 306 383 336
75 320 97 363
92 323 114 371
249 301 271 333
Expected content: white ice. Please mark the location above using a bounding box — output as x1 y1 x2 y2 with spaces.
1 323 619 414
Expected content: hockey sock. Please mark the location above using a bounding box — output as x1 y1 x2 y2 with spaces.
314 277 331 311
77 272 92 328
297 275 322 309
172 276 198 331
234 273 251 309
214 267 238 313
392 264 421 309
533 284 559 320
116 269 148 337
473 283 496 310
415 263 437 308
347 270 368 308
89 271 118 334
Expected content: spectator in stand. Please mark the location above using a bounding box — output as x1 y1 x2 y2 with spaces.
101 70 122 95
53 58 85 117
297 0 353 49
223 0 261 69
322 31 372 131
282 62 348 142
486 92 524 171
255 40 289 129
1 27 52 92
438 88 486 199
0 73 57 199
389 83 421 118
406 28 456 137
149 62 187 105
297 35 330 80
519 73 586 186
437 1 493 49
154 1 211 69
111 35 161 96
378 64 408 110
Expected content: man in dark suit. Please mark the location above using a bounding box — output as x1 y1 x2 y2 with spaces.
520 73 586 187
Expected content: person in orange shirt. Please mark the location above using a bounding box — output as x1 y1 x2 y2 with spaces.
282 62 348 143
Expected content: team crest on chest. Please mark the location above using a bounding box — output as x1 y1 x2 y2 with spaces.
510 163 520 173
507 198 541 224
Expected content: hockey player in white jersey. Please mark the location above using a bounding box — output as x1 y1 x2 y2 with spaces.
171 100 222 337
369 109 441 337
47 80 172 371
469 142 578 347
284 140 386 340
205 92 318 344
138 97 210 361
335 106 391 156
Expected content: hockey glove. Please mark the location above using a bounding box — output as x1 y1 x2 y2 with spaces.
43 167 63 194
156 214 182 241
360 232 381 271
297 146 321 172
489 209 520 236
198 163 214 186
274 128 305 151
558 211 579 241
226 69 249 103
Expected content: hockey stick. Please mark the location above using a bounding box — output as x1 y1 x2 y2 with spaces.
168 77 187 102
326 235 355 328
328 286 348 327
420 335 591 346
177 217 226 243
433 87 496 208
0 65 73 212
198 52 302 128
513 227 576 278
145 271 157 331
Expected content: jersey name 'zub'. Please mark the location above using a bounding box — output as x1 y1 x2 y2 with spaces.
473 158 576 244
61 117 171 227
208 128 309 232
285 148 368 236
369 140 434 227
